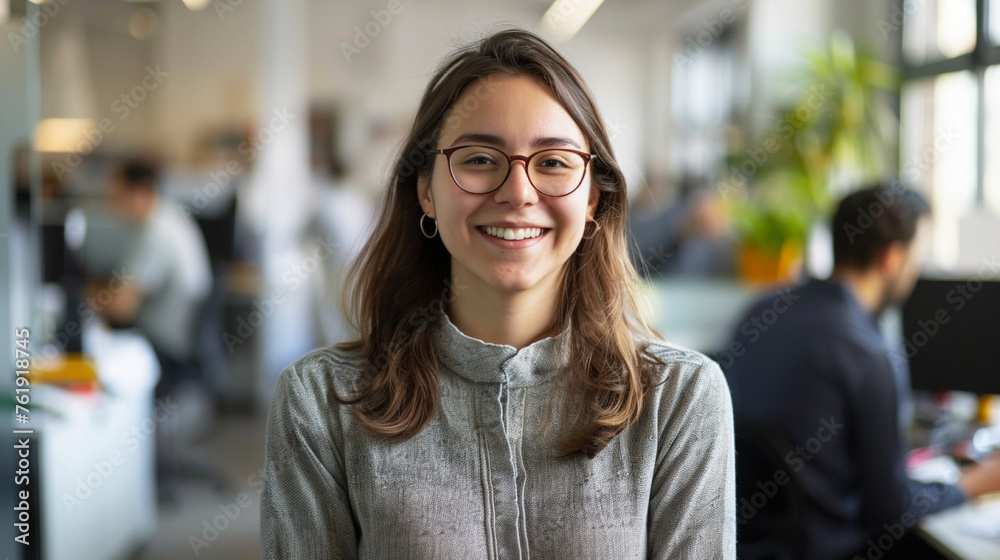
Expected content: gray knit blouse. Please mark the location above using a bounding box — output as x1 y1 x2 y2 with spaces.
261 314 736 559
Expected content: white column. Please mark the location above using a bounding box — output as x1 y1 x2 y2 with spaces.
252 0 314 408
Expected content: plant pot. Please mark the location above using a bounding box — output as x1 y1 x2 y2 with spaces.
737 240 803 286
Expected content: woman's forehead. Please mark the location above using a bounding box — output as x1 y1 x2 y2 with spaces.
439 74 587 150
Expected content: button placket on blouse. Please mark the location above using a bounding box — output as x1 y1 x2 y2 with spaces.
504 369 531 560
482 370 524 560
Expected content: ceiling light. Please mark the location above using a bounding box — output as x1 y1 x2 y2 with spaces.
33 119 99 153
129 7 159 40
182 0 211 11
540 0 605 42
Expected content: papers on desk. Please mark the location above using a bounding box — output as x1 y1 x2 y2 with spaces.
961 501 1000 539
910 455 962 486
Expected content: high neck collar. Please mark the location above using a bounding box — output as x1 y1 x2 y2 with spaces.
432 313 571 387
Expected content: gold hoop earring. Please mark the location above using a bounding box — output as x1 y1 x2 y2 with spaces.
420 213 438 239
581 219 602 240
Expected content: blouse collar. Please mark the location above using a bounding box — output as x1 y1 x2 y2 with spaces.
432 312 571 388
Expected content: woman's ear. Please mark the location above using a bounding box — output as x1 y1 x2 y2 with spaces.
586 181 600 220
417 176 435 219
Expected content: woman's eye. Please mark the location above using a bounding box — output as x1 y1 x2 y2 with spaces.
538 158 568 168
463 155 497 166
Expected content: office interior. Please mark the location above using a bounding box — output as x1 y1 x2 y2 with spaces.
1 0 999 558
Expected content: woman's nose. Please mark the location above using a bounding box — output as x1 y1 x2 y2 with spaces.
493 160 538 207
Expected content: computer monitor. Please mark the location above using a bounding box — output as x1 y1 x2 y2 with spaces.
41 223 66 284
902 278 1000 395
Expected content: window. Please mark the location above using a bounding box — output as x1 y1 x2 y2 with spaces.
900 0 1000 268
991 0 1000 45
986 65 1000 213
670 23 747 187
903 0 977 63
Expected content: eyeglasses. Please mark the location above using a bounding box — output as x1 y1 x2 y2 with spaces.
432 145 596 197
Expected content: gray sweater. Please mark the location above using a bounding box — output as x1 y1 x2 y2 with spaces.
261 315 736 559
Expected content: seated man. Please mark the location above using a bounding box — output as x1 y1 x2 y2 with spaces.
91 158 212 393
722 183 1000 560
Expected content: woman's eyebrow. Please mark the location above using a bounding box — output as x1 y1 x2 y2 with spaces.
450 132 505 147
533 136 582 150
450 133 583 150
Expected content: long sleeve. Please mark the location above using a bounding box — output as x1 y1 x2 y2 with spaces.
261 360 358 559
647 357 737 559
261 326 735 559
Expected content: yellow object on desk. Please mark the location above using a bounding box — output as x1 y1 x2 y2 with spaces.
978 395 994 424
29 353 99 386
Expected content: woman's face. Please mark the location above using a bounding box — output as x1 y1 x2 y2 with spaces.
418 74 600 297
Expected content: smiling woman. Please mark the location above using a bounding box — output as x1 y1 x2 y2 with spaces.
261 27 736 559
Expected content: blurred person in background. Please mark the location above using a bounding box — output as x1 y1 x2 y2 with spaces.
89 157 212 395
305 106 375 345
629 177 735 277
262 28 735 559
723 183 1000 560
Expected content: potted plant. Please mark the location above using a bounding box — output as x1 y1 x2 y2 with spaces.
723 31 899 285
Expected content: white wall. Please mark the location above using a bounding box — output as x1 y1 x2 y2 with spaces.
305 0 657 195
746 0 833 125
153 0 258 163
32 0 890 188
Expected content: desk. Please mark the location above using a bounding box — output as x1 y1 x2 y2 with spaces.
920 501 1000 559
39 324 159 560
644 278 755 353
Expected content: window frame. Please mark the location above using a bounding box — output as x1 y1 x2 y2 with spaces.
900 0 1000 206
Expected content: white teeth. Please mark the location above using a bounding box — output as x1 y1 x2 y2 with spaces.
483 226 543 240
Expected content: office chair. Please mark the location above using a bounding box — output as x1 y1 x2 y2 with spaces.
155 272 232 507
735 426 811 560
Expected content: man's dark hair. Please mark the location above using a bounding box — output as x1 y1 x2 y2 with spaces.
831 181 931 270
116 158 159 192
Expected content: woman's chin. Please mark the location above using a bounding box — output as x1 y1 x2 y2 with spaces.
482 271 545 295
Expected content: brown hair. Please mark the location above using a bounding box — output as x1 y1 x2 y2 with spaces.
337 28 663 458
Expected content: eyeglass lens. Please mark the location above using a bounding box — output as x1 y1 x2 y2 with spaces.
448 146 587 196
